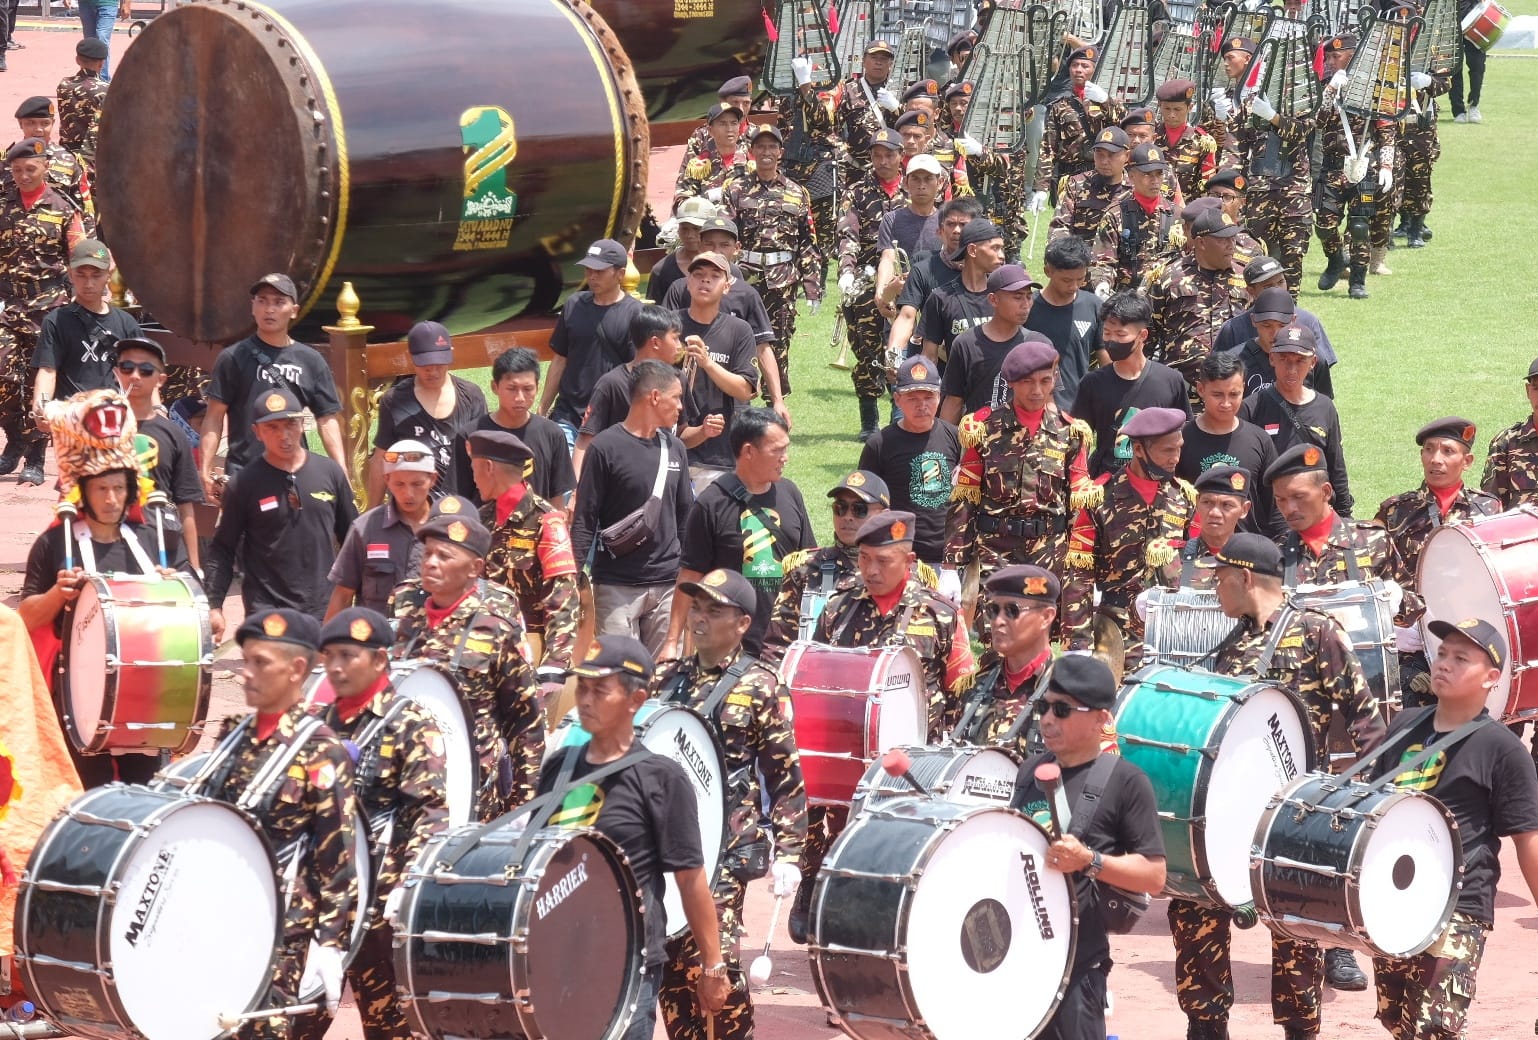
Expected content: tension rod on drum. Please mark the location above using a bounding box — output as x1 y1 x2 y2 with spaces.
216 1003 320 1028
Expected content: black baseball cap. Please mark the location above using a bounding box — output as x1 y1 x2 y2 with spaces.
570 635 656 681
407 320 454 365
894 355 941 393
250 272 298 300
1251 286 1296 322
115 336 168 365
1213 531 1284 578
679 568 757 615
577 239 628 270
251 387 305 424
949 218 1002 262
1427 618 1507 670
829 469 891 506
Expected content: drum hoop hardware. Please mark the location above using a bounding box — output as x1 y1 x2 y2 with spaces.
423 991 503 1005
63 809 139 832
1122 734 1219 759
11 952 105 977
23 879 107 898
1151 679 1228 701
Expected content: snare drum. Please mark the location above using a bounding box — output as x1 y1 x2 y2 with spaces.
60 574 213 755
548 701 726 937
1461 0 1510 48
1115 665 1312 910
849 745 1019 817
394 822 643 1040
811 798 1076 1040
15 784 280 1040
1143 588 1239 667
778 641 928 806
1251 773 1463 958
1293 580 1400 718
1419 508 1538 720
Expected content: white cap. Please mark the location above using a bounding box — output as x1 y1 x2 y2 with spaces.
676 196 716 226
383 439 436 474
905 154 945 178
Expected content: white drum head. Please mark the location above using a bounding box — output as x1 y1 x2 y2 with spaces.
302 666 333 708
907 809 1073 1038
944 749 1020 806
393 662 477 828
107 801 278 1040
636 703 727 937
874 647 927 753
1420 528 1512 718
68 579 110 738
1358 795 1459 957
1204 685 1310 906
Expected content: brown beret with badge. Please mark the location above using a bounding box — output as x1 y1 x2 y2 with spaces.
1415 417 1477 448
1264 443 1327 484
1194 465 1252 499
1156 78 1197 103
856 510 916 547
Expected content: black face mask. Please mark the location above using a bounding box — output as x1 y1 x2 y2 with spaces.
1105 338 1137 362
1139 454 1177 482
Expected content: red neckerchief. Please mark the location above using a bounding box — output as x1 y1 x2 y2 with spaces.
425 588 474 629
1005 649 1052 693
879 174 903 197
495 482 528 527
20 184 45 209
1299 510 1337 555
254 711 284 742
1126 470 1159 505
1431 483 1461 517
1132 191 1161 214
871 579 908 616
1014 404 1045 437
1072 84 1085 99
334 673 390 724
1163 125 1189 145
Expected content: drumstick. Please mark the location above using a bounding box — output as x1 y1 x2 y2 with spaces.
56 501 78 572
215 1003 320 1029
1034 761 1073 841
748 892 788 986
146 490 170 567
881 748 929 796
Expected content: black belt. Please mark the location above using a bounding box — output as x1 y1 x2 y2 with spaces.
977 513 1068 539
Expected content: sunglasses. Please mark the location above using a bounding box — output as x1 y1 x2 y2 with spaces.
285 472 302 512
1033 699 1097 719
832 500 872 518
384 449 432 464
985 601 1043 620
117 361 161 377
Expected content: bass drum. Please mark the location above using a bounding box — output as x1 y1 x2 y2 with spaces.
15 785 280 1040
849 745 1019 818
811 798 1076 1040
394 821 643 1040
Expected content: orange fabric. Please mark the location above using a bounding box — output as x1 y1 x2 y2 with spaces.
1 604 84 957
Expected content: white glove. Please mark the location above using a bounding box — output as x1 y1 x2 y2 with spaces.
706 186 724 204
1094 281 1113 300
1135 587 1151 623
1384 579 1405 616
1082 82 1108 104
1378 164 1394 192
807 298 822 316
875 87 899 110
1394 623 1425 653
791 56 814 87
1411 71 1432 90
1345 153 1370 184
305 945 346 1013
1027 190 1049 213
657 216 681 249
1209 89 1235 122
771 859 801 898
957 134 983 157
938 568 963 604
1248 95 1276 122
838 270 855 294
1329 69 1350 92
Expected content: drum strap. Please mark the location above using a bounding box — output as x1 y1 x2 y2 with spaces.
507 745 648 871
1281 527 1363 587
1332 707 1490 796
1178 538 1203 586
76 524 157 577
831 592 917 647
1069 753 1120 839
798 560 841 642
660 654 759 722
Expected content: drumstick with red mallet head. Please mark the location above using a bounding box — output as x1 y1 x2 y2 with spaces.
881 748 930 797
1033 761 1074 842
56 501 78 572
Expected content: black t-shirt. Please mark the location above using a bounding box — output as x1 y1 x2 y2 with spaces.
877 208 942 260
537 746 704 967
32 302 141 398
205 337 343 470
24 522 190 636
922 282 993 363
549 292 642 417
1238 388 1353 516
139 412 206 513
663 269 775 344
679 477 816 654
374 375 488 498
579 365 637 438
942 324 1025 414
1024 290 1102 412
571 426 694 586
648 250 688 308
1177 417 1280 535
1070 360 1193 476
454 412 575 506
858 419 962 565
1372 708 1538 923
896 250 962 314
203 453 358 616
1012 753 1164 970
1224 338 1334 400
675 309 759 470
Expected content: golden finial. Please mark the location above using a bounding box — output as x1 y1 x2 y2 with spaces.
109 266 127 308
624 251 643 300
334 281 363 330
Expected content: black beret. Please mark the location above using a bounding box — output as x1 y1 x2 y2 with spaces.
1194 465 1252 499
830 469 891 505
570 635 655 680
15 96 54 120
76 38 109 60
5 137 47 162
1264 443 1328 484
984 565 1060 603
1120 107 1155 128
1120 406 1186 439
947 30 976 55
718 75 752 98
468 429 534 469
679 568 757 615
901 79 939 102
1221 37 1257 56
893 110 931 130
1206 168 1247 192
855 510 917 547
1067 45 1097 63
1213 531 1284 578
1156 78 1197 102
236 608 321 650
319 607 392 650
1001 339 1059 382
1047 654 1117 709
418 512 493 556
1325 33 1359 51
1416 416 1477 448
944 81 974 101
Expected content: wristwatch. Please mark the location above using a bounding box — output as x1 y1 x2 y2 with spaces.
1083 851 1104 879
702 962 730 980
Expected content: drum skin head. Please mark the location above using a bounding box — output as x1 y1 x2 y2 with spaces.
1419 524 1519 719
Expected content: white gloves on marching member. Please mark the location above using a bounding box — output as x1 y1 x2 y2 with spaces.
957 134 983 157
808 298 822 316
1345 153 1370 185
1378 164 1394 192
305 945 346 1013
706 186 724 204
1209 88 1235 122
1411 71 1433 90
1083 81 1109 104
838 270 856 294
1027 190 1049 213
791 56 814 87
938 568 963 604
1248 95 1276 122
1094 281 1113 300
1328 69 1350 92
771 860 801 898
875 87 899 110
1394 623 1425 654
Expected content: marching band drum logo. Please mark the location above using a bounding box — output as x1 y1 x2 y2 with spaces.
455 106 520 251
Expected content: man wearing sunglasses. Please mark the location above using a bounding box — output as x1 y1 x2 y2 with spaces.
1010 653 1165 1040
113 336 204 575
951 565 1060 758
1166 532 1382 1040
325 438 436 619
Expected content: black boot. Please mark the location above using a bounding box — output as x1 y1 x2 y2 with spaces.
787 881 815 944
1283 1031 1318 1040
1325 946 1368 990
1406 215 1428 248
1347 263 1369 299
1186 1019 1229 1040
0 449 18 476
856 396 879 442
1420 221 1434 242
1317 251 1348 291
18 444 45 486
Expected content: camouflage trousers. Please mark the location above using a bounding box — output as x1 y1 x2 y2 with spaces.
971 530 1071 650
842 290 888 400
797 805 849 888
660 870 752 1040
1314 177 1373 267
1373 912 1486 1040
162 363 208 409
750 278 798 398
244 939 332 1040
1397 116 1441 219
0 305 53 458
1167 898 1323 1031
346 923 412 1040
1242 187 1313 294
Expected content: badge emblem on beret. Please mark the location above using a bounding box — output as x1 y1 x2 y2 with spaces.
262 614 288 637
584 642 602 661
1085 47 1097 59
264 392 287 412
1233 174 1246 190
1232 472 1247 490
439 497 461 514
349 618 372 641
1148 148 1161 160
846 471 866 487
910 363 927 379
1025 576 1049 596
447 521 469 543
915 112 928 124
1463 424 1477 442
1302 447 1322 466
960 83 973 95
704 570 727 587
890 519 908 540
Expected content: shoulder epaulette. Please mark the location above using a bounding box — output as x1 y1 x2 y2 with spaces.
960 409 991 450
782 548 814 573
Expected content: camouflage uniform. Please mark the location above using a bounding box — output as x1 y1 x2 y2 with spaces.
1313 110 1396 270
1168 602 1383 1033
1481 417 1538 509
777 90 844 269
1047 170 1129 246
1158 123 1219 202
1143 254 1250 385
479 494 581 674
950 651 1054 757
1373 912 1486 1040
56 70 107 182
1063 471 1197 660
831 74 898 176
1089 193 1182 291
1396 72 1450 226
720 169 823 395
0 181 82 460
391 579 544 817
926 127 972 200
3 142 94 231
837 171 909 399
314 685 449 1040
1233 102 1315 291
682 121 740 167
945 405 1101 644
1033 92 1126 198
762 544 939 665
674 148 747 213
652 647 807 1040
1278 510 1408 594
204 705 359 1040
